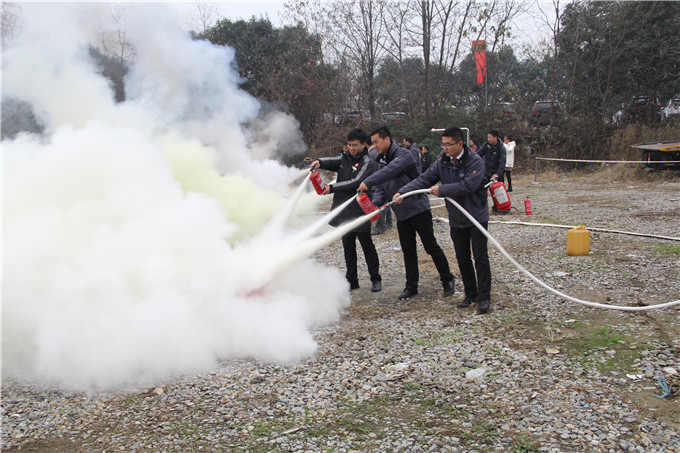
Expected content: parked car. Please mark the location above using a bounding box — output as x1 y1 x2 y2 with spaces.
662 95 680 121
381 112 409 124
620 95 662 125
529 100 566 126
338 110 371 127
484 102 515 123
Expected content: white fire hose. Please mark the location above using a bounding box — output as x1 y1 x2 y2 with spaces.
394 189 680 312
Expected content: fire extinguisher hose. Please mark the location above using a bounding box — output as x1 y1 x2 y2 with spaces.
396 189 680 312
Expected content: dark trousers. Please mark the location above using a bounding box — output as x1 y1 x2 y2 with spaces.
505 170 512 190
396 210 453 290
375 206 393 232
342 231 381 285
450 222 491 301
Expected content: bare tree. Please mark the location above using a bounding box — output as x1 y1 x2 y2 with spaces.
188 2 219 36
532 0 566 134
284 0 388 118
96 2 136 63
1 1 22 51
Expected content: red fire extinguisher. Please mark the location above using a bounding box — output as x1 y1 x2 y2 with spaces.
524 198 533 215
357 193 380 221
489 180 511 212
310 170 326 195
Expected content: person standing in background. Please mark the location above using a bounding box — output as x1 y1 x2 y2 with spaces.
403 136 421 173
419 145 433 173
476 130 506 213
503 135 516 192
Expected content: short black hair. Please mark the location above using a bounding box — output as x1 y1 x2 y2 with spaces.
488 130 500 139
504 135 512 141
347 128 368 144
370 126 392 140
422 145 429 152
404 136 414 144
442 127 465 143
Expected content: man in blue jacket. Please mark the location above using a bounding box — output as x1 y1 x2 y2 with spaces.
358 126 455 300
394 126 492 314
312 129 382 292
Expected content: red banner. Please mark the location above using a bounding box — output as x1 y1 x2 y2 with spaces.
472 40 486 85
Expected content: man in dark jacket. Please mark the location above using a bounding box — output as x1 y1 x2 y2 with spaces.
476 130 506 213
358 126 455 300
476 130 505 181
419 145 433 173
312 129 382 292
395 126 492 314
404 136 422 173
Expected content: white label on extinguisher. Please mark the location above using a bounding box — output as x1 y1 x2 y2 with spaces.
493 186 509 204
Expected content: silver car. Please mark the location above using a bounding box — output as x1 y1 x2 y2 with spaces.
662 95 680 120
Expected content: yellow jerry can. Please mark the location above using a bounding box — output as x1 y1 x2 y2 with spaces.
567 225 590 256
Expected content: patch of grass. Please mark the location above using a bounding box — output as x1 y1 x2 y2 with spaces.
470 419 497 440
538 216 564 224
410 329 460 347
403 381 424 392
251 418 296 438
656 245 680 255
562 325 645 374
512 435 540 452
565 326 627 354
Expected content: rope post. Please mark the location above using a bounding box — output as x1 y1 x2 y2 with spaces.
534 157 538 182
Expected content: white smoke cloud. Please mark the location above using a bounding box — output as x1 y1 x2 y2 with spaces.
2 3 348 392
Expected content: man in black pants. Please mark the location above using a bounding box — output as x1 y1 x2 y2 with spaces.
312 129 382 292
476 130 506 214
395 127 492 314
358 126 455 300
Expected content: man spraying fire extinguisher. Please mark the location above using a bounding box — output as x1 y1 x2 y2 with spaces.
311 128 382 293
394 126 492 314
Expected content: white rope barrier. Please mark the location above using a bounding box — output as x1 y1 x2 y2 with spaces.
535 157 680 164
396 189 680 312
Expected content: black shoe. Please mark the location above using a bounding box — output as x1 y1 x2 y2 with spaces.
442 278 455 297
477 300 490 314
350 281 360 290
371 281 382 292
507 188 513 192
398 287 417 300
457 297 476 308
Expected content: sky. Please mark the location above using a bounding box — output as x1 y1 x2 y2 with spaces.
169 0 556 58
171 1 288 28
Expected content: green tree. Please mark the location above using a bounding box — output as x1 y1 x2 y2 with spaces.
559 1 680 126
201 18 332 141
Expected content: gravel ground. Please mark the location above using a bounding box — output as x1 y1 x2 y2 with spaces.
3 172 680 453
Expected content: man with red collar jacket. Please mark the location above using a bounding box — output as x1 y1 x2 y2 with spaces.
358 126 455 301
395 126 492 314
313 128 382 293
